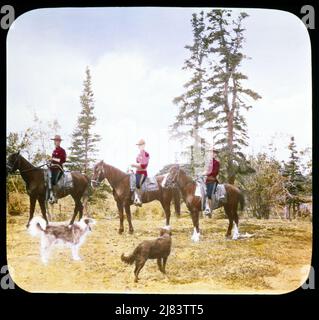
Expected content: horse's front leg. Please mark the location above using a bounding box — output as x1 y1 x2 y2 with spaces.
117 201 124 234
124 202 134 234
190 210 200 242
26 196 36 227
162 201 171 227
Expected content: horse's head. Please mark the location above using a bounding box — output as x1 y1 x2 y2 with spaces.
91 160 105 188
163 164 180 188
7 151 21 175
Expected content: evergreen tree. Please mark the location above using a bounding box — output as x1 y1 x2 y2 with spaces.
171 11 209 176
282 137 306 215
204 9 261 184
68 67 101 174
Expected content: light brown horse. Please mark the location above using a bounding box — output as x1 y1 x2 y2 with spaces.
91 161 180 234
164 165 245 241
7 152 90 226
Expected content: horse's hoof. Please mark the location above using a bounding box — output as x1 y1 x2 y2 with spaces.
225 234 231 240
129 229 134 235
118 229 124 235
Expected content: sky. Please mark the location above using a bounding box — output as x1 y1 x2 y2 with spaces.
7 7 312 175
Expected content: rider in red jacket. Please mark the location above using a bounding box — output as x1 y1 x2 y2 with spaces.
49 135 66 203
203 148 220 215
131 138 149 206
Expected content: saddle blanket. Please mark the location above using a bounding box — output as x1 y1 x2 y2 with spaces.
57 171 74 190
45 170 74 191
129 174 159 192
195 180 227 211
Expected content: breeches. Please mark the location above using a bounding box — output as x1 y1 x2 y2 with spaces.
135 173 146 189
206 182 217 199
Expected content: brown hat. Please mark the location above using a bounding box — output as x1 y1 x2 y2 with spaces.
209 146 219 153
51 134 62 141
136 138 145 146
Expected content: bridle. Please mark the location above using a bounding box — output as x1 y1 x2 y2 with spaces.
165 165 180 188
91 162 105 187
6 155 20 174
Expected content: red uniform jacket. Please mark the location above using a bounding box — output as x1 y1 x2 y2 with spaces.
51 146 66 170
206 158 220 183
136 150 149 177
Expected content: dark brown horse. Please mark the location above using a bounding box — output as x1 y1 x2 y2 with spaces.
91 161 180 234
7 152 90 226
164 165 245 241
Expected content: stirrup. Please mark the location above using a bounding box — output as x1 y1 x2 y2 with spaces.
48 193 57 204
133 195 142 207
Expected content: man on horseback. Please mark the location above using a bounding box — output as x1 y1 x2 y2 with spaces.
48 135 66 204
203 147 220 215
131 138 150 206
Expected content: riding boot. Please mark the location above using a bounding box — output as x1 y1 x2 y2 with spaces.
204 198 212 216
49 185 58 204
134 189 142 207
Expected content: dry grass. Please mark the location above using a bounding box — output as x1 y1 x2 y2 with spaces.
6 195 312 294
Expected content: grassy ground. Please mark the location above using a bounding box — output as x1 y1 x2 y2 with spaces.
6 197 312 294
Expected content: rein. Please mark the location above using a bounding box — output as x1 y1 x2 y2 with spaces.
7 155 48 174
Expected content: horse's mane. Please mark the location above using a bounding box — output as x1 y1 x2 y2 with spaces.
16 153 37 169
100 161 127 177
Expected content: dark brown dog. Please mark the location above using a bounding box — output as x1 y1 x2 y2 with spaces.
121 226 172 282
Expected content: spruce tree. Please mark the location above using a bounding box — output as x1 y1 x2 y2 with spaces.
282 136 305 215
68 67 101 175
204 9 261 184
171 11 208 175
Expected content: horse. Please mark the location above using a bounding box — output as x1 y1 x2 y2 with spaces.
6 152 90 226
163 165 245 241
91 161 181 234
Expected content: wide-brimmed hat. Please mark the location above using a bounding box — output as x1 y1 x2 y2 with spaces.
136 138 145 146
51 134 62 141
209 147 219 153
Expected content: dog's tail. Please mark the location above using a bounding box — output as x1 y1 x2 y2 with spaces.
121 249 137 265
28 216 47 237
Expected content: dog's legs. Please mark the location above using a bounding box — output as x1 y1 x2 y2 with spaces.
134 258 146 282
40 238 51 265
157 258 163 273
162 257 168 274
71 245 81 261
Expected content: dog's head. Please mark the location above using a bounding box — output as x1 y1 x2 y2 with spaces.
78 217 96 232
159 225 172 237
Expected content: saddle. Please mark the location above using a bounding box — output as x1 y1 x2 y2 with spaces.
44 169 74 200
129 174 159 192
195 177 227 211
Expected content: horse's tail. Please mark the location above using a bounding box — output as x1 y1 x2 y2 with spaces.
173 189 181 216
121 249 137 265
238 191 245 211
28 216 47 237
